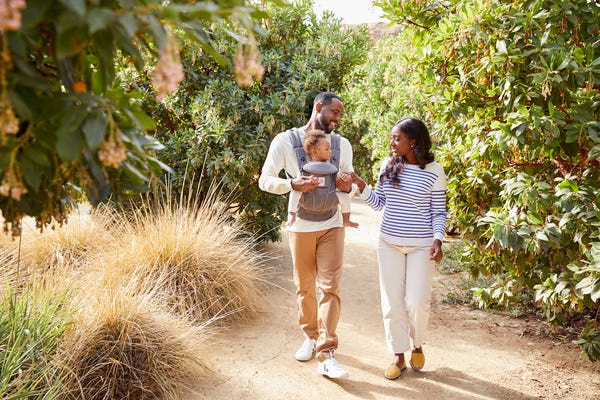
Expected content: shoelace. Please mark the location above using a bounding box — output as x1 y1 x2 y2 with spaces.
328 351 342 369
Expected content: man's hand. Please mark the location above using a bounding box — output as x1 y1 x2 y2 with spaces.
291 176 320 192
336 172 353 193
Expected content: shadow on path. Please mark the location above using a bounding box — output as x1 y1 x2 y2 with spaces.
330 353 539 400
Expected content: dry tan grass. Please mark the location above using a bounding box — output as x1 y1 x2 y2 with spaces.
58 283 210 400
1 184 269 397
0 207 113 294
85 187 268 324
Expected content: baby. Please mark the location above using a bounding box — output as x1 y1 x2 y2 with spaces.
287 129 358 228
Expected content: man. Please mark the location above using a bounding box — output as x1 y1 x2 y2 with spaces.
258 92 354 379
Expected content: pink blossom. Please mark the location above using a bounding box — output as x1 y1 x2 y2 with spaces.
151 38 185 102
0 0 26 31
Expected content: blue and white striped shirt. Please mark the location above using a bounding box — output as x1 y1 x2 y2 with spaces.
359 159 447 247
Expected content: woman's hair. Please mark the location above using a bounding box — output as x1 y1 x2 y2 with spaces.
303 129 327 160
379 118 435 186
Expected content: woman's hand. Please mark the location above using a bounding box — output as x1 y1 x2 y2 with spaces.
349 172 367 192
429 239 443 262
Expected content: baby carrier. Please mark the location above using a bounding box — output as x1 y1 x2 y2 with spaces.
288 128 341 221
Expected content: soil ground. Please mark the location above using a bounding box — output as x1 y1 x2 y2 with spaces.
194 199 600 400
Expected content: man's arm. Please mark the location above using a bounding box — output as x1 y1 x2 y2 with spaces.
259 133 320 194
258 133 294 195
336 136 355 193
288 190 301 212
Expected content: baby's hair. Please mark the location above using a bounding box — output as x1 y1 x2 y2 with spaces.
303 129 327 158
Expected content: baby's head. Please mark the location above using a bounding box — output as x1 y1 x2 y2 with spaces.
304 129 330 162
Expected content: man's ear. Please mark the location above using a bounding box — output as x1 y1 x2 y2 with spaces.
315 102 323 113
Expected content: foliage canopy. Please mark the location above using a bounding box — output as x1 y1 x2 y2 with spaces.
345 0 600 360
139 0 370 241
0 0 268 234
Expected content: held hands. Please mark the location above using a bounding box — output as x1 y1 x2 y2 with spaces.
336 172 353 193
429 239 443 262
348 172 366 192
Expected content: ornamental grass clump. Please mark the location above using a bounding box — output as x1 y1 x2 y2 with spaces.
58 287 209 400
0 285 68 399
0 208 113 293
91 188 267 324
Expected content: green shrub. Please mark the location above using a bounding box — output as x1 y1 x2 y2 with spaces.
365 0 600 360
135 0 370 241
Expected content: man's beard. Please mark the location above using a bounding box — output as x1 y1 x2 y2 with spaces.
317 116 332 133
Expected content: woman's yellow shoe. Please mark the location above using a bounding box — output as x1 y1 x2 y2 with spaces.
384 359 406 380
410 348 425 371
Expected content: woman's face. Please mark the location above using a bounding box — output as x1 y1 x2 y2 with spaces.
389 127 414 159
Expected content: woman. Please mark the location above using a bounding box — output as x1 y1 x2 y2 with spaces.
351 117 447 380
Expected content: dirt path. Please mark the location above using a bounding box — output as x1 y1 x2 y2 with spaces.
194 200 600 400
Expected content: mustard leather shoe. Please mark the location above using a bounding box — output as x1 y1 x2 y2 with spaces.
384 359 406 380
410 348 425 371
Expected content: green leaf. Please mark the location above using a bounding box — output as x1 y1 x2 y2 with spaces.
21 156 43 191
117 14 139 38
56 111 86 161
56 26 85 59
493 224 510 248
20 0 50 28
82 110 107 150
0 145 13 171
92 30 115 91
112 24 144 70
59 0 85 16
496 40 507 54
122 161 149 184
7 90 33 120
146 156 174 175
124 108 156 130
82 151 109 204
87 8 116 33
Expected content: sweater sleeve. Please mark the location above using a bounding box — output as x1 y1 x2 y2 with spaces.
258 132 295 195
359 162 386 212
431 163 447 241
338 135 354 173
288 190 301 212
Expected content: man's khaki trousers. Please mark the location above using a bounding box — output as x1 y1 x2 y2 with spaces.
288 227 345 361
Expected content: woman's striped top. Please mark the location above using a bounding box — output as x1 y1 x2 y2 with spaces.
359 159 447 247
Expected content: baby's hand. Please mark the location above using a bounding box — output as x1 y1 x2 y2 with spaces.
286 212 296 227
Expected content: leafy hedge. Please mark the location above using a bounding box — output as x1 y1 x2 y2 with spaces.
348 0 600 360
138 0 370 241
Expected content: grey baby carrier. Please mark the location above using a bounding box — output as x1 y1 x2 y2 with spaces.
288 128 341 221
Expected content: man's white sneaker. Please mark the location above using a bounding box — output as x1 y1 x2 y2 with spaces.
317 355 349 379
294 338 316 361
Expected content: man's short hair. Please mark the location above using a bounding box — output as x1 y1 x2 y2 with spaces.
314 92 343 107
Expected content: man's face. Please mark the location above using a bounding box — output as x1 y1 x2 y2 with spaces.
317 98 344 133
